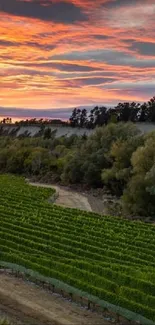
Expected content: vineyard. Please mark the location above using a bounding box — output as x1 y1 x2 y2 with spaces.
0 175 155 323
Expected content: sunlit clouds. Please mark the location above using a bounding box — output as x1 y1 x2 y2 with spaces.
0 0 155 118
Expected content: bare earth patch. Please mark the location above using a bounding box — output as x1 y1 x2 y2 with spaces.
29 182 92 212
0 274 110 325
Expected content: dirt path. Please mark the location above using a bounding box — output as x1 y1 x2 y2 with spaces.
29 182 92 212
0 273 110 325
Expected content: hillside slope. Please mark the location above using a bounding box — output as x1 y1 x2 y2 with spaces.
1 122 155 138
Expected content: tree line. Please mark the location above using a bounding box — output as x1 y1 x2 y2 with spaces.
0 122 155 218
1 95 155 128
0 118 67 126
69 96 155 128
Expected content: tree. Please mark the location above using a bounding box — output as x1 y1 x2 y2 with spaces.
87 108 95 128
43 127 52 139
52 145 69 159
69 108 81 127
61 152 84 184
147 96 155 122
102 135 144 195
96 106 109 126
24 147 51 175
79 109 87 127
2 117 12 124
68 95 155 128
115 102 140 122
61 122 140 188
122 135 155 217
6 148 30 174
138 103 149 122
88 106 109 128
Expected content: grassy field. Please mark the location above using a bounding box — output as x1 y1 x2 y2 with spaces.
0 175 155 322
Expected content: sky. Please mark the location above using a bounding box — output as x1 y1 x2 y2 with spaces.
0 0 155 120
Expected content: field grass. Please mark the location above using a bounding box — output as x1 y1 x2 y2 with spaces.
0 175 155 322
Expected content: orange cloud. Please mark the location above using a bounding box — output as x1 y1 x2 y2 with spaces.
0 0 155 118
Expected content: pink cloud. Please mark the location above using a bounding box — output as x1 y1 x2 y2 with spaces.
0 0 154 115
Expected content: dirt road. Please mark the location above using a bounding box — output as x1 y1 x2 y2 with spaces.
0 273 110 325
29 182 92 212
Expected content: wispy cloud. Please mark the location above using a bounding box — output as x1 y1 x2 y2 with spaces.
0 0 155 118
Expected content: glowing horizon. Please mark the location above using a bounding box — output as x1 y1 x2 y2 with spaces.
0 0 155 118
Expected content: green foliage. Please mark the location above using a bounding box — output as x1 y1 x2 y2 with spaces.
43 127 52 139
62 122 140 187
1 120 155 217
0 134 82 182
102 135 144 195
121 135 155 216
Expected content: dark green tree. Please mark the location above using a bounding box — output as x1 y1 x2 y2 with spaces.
69 108 81 127
79 109 87 127
88 106 109 128
115 102 140 122
43 128 52 139
147 96 155 122
122 134 155 217
138 103 149 122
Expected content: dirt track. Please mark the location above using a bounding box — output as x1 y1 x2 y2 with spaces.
0 273 110 325
29 182 92 212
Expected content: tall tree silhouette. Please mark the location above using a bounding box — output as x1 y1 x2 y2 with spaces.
69 95 155 128
88 106 109 128
79 109 87 127
147 97 155 122
115 102 139 122
138 103 149 122
69 108 81 127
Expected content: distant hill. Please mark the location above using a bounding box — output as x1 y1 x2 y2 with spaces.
0 124 92 138
0 122 155 138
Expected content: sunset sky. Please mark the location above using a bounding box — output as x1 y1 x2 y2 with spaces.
0 0 155 119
